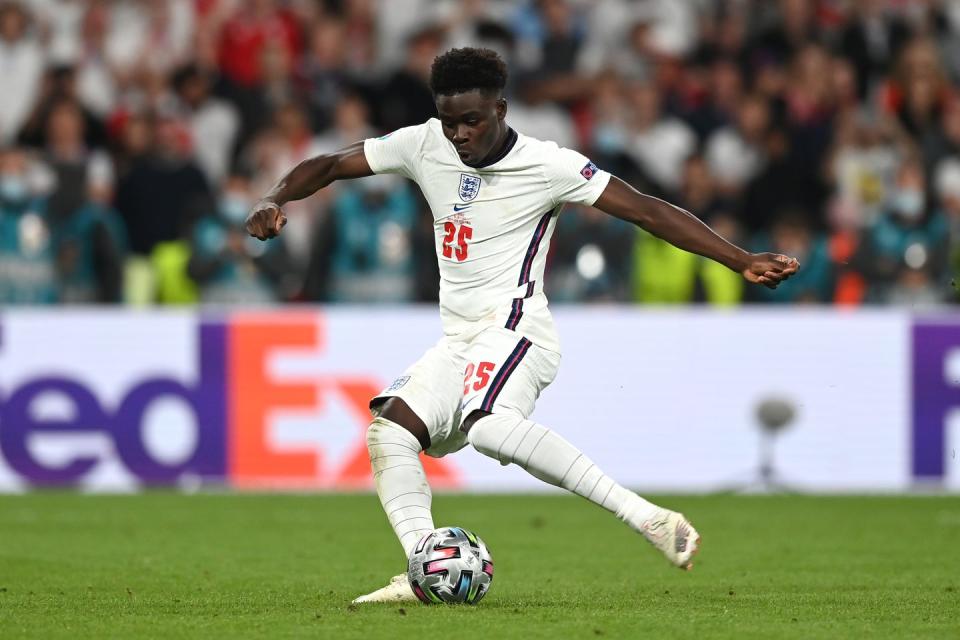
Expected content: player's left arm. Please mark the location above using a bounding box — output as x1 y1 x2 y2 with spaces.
593 176 800 289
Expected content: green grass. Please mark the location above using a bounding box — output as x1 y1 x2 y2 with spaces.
0 493 958 639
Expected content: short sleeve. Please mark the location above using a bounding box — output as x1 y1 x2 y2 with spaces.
544 145 612 206
363 123 428 181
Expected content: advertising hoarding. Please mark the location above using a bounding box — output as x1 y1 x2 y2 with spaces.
0 308 956 492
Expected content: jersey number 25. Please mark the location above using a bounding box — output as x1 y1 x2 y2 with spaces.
442 222 472 261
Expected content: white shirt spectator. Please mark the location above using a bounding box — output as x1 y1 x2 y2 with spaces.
705 126 764 189
934 157 960 203
504 101 578 151
75 54 118 119
375 0 434 73
626 118 696 192
106 0 194 76
23 0 82 63
188 99 240 186
0 31 44 143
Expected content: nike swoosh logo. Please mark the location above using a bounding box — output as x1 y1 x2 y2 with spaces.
453 204 472 212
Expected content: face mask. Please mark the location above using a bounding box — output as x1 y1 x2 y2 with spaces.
593 124 626 154
219 195 250 225
0 175 28 205
891 189 924 220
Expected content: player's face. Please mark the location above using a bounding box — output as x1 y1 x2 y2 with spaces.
436 91 506 167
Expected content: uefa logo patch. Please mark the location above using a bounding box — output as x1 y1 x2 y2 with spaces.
458 173 481 201
580 161 599 180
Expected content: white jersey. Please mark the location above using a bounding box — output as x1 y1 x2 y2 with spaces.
363 119 611 352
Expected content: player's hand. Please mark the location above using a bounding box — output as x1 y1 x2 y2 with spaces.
245 201 287 240
741 253 800 289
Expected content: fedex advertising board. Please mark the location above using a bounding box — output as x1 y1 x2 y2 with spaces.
0 308 956 492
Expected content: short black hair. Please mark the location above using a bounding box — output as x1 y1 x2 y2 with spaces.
429 47 507 97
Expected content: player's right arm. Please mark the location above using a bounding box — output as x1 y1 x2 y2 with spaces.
246 141 373 240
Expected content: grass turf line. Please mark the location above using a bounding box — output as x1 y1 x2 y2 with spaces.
0 493 958 639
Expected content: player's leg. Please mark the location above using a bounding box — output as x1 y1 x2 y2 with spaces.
367 398 434 556
353 342 463 603
459 331 700 570
463 410 700 569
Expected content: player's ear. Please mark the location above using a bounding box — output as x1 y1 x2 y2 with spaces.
496 98 507 121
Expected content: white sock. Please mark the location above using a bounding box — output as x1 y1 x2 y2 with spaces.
366 417 435 556
467 414 661 530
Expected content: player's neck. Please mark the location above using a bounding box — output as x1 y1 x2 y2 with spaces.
468 125 517 169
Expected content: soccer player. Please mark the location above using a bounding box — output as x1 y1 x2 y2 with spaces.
246 48 799 603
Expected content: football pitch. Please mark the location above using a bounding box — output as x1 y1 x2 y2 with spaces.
1 493 958 639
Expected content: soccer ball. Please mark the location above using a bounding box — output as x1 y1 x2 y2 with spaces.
407 526 494 604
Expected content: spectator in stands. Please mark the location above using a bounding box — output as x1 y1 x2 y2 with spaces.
886 37 951 142
935 159 960 301
55 149 126 304
705 93 770 197
785 44 836 161
246 102 326 269
0 146 56 303
680 57 743 140
740 126 808 233
749 210 834 303
630 155 744 305
375 24 443 132
840 0 911 100
215 0 301 89
826 110 910 230
512 0 588 105
69 0 118 120
35 99 112 226
437 0 515 56
304 174 418 303
114 113 211 304
677 153 729 223
103 0 195 80
547 204 634 303
855 157 949 303
312 93 375 156
587 70 631 159
216 0 303 138
188 170 289 304
748 0 819 67
17 66 107 150
0 1 45 144
623 80 696 196
338 0 378 73
923 97 960 178
115 114 210 257
298 17 356 132
173 64 240 186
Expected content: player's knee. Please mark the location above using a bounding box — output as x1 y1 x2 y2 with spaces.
464 411 523 459
366 416 423 457
461 409 492 435
370 397 431 450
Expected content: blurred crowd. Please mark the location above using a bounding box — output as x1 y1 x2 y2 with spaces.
2 0 960 306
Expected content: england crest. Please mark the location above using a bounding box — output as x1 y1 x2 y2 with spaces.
458 173 481 202
385 376 410 393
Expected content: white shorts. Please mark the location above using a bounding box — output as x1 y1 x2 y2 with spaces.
371 327 560 457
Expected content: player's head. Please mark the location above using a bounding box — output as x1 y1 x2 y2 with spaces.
430 47 508 167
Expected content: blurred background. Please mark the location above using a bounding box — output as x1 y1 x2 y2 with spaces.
2 0 960 307
1 0 959 494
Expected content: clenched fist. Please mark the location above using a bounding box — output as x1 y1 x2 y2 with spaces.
741 253 800 289
245 201 287 240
